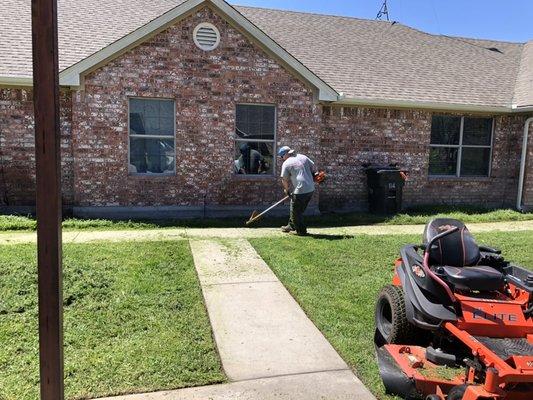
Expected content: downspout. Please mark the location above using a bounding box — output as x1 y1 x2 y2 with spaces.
517 117 533 210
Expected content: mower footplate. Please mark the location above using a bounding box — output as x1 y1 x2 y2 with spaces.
377 344 465 399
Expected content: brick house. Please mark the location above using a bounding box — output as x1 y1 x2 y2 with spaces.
0 0 532 218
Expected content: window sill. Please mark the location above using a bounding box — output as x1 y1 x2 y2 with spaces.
129 173 176 178
232 174 278 181
428 175 491 182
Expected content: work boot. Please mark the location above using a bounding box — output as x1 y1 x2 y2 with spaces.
281 225 294 233
291 230 308 236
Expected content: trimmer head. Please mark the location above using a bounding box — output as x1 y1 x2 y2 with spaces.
246 210 260 225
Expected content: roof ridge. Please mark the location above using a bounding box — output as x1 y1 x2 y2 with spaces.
444 34 524 46
233 4 392 24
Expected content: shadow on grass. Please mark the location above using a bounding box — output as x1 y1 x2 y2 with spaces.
304 233 357 240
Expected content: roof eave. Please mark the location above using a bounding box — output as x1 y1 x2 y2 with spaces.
511 104 533 113
334 97 514 113
0 76 33 87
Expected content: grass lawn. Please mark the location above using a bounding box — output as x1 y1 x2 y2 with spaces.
250 230 533 399
0 241 225 400
1 206 532 232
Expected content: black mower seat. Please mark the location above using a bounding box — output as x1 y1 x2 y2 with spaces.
424 218 480 267
440 265 504 292
424 219 505 292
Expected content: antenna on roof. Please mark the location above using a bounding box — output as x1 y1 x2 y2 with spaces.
376 0 390 21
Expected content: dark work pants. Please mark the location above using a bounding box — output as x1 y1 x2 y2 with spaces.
289 192 314 234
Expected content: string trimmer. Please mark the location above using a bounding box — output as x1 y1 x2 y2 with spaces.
245 171 327 226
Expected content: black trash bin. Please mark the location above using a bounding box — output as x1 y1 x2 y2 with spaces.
365 165 406 214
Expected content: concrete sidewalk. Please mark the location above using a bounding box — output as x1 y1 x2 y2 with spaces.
188 238 375 399
0 220 531 244
98 370 368 400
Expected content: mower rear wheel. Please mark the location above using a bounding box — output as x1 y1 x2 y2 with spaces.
375 284 415 344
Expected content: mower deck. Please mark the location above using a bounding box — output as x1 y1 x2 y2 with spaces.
378 321 533 399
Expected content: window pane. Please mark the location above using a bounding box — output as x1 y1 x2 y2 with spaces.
429 147 458 176
129 99 174 136
234 141 274 175
461 147 491 176
235 104 275 140
430 115 461 145
463 118 492 146
129 138 175 174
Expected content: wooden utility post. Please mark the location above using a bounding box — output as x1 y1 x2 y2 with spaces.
31 0 64 399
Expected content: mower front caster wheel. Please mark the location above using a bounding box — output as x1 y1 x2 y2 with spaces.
447 384 468 400
375 284 416 344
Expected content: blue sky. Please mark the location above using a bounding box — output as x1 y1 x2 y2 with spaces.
232 0 533 43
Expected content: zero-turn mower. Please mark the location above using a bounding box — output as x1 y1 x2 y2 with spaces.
375 218 533 400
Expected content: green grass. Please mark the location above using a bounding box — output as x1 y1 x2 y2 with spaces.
0 241 225 400
1 206 532 232
250 231 533 399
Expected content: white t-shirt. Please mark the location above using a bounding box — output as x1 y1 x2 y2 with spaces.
281 154 316 194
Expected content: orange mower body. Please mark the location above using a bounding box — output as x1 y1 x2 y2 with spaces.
375 219 532 400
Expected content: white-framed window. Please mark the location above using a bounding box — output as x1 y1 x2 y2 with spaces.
128 98 176 175
234 104 276 175
429 115 494 177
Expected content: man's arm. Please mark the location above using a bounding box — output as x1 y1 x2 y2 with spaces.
307 156 318 175
282 177 291 195
281 162 292 195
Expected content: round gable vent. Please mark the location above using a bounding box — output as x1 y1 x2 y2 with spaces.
193 23 220 51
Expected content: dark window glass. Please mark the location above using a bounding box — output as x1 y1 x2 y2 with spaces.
463 118 492 146
234 141 274 175
236 105 275 140
428 147 458 176
129 138 175 174
129 98 174 136
129 98 175 174
430 115 461 145
461 148 491 176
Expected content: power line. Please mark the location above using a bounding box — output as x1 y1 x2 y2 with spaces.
376 0 390 21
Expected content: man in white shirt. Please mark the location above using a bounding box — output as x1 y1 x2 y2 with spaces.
278 146 317 236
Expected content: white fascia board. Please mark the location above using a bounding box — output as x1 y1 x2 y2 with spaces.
58 0 206 86
511 104 533 113
335 97 512 113
0 76 33 87
210 0 338 102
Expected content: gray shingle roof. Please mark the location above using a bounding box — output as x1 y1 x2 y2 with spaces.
237 6 526 108
0 0 531 108
514 41 533 108
0 0 186 78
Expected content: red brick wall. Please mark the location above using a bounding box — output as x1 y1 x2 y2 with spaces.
319 106 531 211
71 6 320 208
1 6 531 214
0 88 73 207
